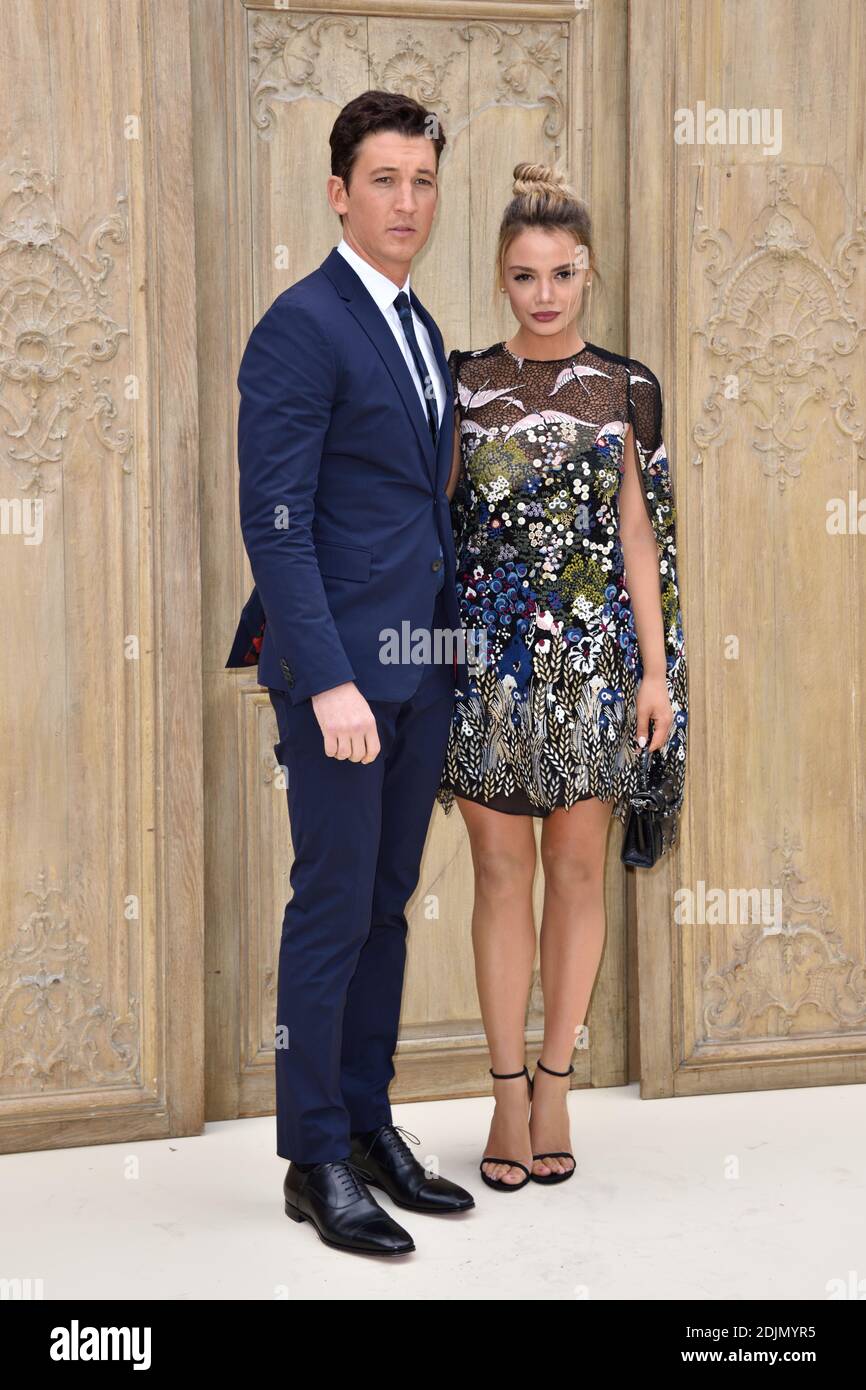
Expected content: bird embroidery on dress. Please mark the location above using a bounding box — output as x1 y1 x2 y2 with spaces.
548 363 612 398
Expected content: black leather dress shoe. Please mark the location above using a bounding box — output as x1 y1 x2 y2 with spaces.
349 1125 475 1213
283 1159 415 1256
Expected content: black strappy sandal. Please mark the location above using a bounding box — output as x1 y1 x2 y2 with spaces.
479 1065 534 1192
529 1059 576 1184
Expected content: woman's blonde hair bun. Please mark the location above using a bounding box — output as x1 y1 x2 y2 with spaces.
511 162 576 203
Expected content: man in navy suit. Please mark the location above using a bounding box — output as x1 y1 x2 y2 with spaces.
226 90 473 1255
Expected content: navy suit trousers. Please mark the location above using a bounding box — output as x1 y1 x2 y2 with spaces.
268 588 454 1162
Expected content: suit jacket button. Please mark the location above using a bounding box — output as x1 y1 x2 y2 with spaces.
280 658 294 686
431 558 443 571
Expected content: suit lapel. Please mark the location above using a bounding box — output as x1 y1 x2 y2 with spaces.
320 247 451 491
408 287 454 494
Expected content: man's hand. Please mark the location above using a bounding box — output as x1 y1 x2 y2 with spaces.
311 682 381 763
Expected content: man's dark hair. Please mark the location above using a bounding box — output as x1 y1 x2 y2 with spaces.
329 89 446 222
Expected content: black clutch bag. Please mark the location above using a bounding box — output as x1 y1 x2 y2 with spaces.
621 746 680 868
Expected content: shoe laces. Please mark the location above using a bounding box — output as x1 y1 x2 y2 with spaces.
359 1124 420 1163
329 1159 375 1200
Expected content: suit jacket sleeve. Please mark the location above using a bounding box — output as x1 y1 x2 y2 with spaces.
236 295 357 701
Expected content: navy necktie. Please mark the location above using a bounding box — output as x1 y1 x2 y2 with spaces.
393 290 438 448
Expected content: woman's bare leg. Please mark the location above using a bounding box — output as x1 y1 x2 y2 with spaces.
456 796 537 1184
531 796 614 1176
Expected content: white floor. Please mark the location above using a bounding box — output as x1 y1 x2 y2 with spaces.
4 1081 864 1300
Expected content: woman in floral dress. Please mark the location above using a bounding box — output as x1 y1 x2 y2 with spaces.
437 163 688 1190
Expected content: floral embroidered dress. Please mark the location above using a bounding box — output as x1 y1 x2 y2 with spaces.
435 339 688 837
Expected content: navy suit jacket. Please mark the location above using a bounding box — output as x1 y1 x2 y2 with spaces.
226 245 463 704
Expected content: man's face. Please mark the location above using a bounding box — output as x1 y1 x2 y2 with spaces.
328 129 439 284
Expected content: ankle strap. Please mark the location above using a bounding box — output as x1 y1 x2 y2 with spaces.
536 1059 575 1076
489 1065 529 1080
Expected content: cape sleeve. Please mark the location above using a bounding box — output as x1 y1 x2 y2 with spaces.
626 359 689 831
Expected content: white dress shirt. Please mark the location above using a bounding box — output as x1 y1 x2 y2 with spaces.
336 237 446 430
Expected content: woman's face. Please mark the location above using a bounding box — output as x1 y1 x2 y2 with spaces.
501 228 589 343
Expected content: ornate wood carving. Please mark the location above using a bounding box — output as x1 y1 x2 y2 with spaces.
692 165 866 489
0 154 132 496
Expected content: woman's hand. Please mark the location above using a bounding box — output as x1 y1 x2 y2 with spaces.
635 674 673 753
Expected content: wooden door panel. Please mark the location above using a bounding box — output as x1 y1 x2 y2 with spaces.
0 0 203 1153
630 0 866 1097
206 0 629 1119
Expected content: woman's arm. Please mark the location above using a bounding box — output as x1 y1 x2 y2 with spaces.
445 418 461 500
619 421 673 752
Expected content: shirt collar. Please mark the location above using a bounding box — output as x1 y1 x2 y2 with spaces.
336 237 411 312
